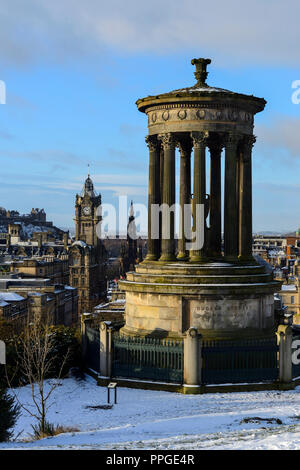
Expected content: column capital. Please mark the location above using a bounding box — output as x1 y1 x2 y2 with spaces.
242 134 256 151
158 132 176 150
190 131 209 148
225 132 243 148
207 135 224 154
145 135 159 152
176 137 192 157
240 135 256 163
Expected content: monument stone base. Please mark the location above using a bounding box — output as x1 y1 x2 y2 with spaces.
119 261 281 341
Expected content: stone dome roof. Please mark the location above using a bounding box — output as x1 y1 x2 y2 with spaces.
82 175 96 198
136 58 266 114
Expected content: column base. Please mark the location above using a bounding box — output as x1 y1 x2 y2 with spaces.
238 254 257 264
144 253 159 262
224 255 239 263
159 253 177 262
177 252 189 261
189 255 208 263
189 252 209 263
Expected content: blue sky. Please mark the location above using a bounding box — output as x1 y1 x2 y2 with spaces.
0 0 299 233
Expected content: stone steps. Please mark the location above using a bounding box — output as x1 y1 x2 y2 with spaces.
126 272 272 285
135 262 266 277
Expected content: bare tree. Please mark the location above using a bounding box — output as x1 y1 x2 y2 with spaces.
7 315 70 437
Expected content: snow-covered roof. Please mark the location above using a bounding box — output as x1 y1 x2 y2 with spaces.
0 292 25 301
72 240 88 248
281 285 297 292
169 85 235 95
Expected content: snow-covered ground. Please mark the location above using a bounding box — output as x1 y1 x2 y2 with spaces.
2 375 300 449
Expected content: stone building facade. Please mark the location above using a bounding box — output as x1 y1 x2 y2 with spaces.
0 277 78 325
9 257 69 285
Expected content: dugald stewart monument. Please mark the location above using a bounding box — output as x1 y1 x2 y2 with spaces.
119 58 280 341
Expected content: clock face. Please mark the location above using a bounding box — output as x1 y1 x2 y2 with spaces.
83 206 91 215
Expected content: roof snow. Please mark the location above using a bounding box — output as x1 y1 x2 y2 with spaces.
281 285 297 291
72 240 88 248
0 292 25 302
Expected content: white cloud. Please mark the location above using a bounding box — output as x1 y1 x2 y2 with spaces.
256 116 300 158
0 0 299 66
44 173 147 197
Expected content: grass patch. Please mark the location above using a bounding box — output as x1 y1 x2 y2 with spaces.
31 421 79 440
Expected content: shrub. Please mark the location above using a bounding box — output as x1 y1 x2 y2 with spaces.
0 387 20 442
0 325 82 388
31 421 79 440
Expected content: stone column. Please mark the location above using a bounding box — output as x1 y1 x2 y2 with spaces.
277 324 293 384
81 314 92 358
239 135 256 261
183 327 202 387
190 132 208 262
177 138 192 260
159 146 164 255
224 133 241 261
0 340 6 365
145 135 160 261
100 321 112 378
208 137 223 258
158 133 176 261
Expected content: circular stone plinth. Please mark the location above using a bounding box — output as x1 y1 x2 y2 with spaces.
118 261 281 340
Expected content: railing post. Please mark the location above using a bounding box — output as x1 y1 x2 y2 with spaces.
276 325 293 384
107 326 113 378
81 314 92 358
183 327 202 392
100 321 112 378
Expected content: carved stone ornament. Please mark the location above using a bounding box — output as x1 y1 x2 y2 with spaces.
145 135 159 152
196 109 206 120
158 133 176 149
242 135 256 158
162 110 169 121
177 109 187 120
190 131 209 148
225 132 243 148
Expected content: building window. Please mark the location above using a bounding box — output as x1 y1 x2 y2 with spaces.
291 296 295 304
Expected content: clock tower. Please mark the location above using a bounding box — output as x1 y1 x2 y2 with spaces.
74 175 102 246
69 174 106 317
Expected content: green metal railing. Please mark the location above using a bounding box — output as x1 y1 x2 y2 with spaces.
84 325 279 386
202 337 278 384
112 334 184 383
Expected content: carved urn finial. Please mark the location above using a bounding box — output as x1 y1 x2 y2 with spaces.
191 58 211 87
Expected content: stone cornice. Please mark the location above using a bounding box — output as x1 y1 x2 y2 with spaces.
137 92 266 116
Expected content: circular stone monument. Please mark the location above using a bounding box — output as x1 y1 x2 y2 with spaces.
119 58 280 340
